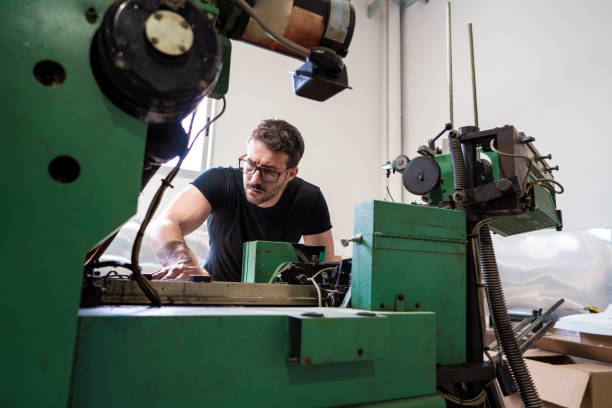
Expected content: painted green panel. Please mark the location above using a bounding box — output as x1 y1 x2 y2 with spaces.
490 173 561 236
291 315 389 364
428 150 500 203
0 2 146 407
353 394 446 408
351 201 466 365
354 201 466 242
70 307 436 408
242 241 325 283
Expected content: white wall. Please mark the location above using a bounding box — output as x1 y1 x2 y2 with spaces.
139 0 389 259
401 0 612 229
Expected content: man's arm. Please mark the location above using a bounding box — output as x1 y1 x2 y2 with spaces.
147 185 212 280
303 228 335 262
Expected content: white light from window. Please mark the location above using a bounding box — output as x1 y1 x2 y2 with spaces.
163 98 210 172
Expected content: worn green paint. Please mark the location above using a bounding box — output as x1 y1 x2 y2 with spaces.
70 307 436 408
0 1 145 407
351 201 467 366
489 172 560 236
242 241 325 283
290 314 389 364
353 394 446 408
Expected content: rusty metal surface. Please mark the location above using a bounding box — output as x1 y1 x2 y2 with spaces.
95 280 318 306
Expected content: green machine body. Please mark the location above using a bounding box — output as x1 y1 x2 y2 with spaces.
351 200 467 366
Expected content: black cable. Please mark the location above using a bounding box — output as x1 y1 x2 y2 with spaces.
130 97 227 307
386 185 395 203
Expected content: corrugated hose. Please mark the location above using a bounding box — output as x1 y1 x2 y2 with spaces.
478 225 543 408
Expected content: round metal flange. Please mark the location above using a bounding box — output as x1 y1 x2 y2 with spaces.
145 10 194 56
91 0 222 123
392 154 410 172
401 156 441 195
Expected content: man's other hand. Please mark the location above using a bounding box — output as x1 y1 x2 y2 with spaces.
152 261 210 281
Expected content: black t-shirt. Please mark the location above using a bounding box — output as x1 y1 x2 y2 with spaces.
191 167 332 282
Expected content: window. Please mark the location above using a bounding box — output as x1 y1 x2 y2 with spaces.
163 97 217 172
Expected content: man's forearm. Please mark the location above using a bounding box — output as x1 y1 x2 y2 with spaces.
148 218 209 279
148 219 199 267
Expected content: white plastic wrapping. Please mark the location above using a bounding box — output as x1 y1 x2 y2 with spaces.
492 228 611 315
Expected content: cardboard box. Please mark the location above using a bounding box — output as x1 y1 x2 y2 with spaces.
535 334 612 364
502 349 612 408
580 333 612 348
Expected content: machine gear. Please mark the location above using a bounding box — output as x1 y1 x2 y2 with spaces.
401 156 441 195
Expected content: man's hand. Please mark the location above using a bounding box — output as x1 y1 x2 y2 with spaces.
147 185 213 280
152 260 210 281
149 239 209 281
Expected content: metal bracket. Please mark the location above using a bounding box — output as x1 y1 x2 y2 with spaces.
368 0 429 19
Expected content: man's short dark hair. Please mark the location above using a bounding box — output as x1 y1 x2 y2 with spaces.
249 119 304 169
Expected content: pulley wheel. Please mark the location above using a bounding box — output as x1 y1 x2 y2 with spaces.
402 156 441 195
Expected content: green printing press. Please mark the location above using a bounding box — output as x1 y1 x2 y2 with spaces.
1 1 563 407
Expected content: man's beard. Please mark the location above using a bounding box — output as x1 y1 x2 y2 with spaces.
244 182 282 205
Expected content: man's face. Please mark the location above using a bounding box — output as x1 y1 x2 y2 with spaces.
242 140 298 207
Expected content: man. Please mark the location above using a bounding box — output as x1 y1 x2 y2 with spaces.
148 119 334 281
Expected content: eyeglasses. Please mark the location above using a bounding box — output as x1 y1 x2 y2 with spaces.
238 154 291 183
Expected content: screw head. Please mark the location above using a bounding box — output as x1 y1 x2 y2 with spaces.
150 37 159 45
154 12 162 20
181 21 189 29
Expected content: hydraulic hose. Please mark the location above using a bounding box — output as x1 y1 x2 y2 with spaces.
478 225 542 408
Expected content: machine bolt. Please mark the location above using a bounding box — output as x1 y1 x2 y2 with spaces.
341 234 363 247
536 154 552 162
114 57 126 69
546 165 559 172
453 191 466 204
415 302 420 308
154 12 162 20
181 21 189 29
379 303 385 309
397 294 404 301
357 348 364 356
296 274 308 285
150 37 159 45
